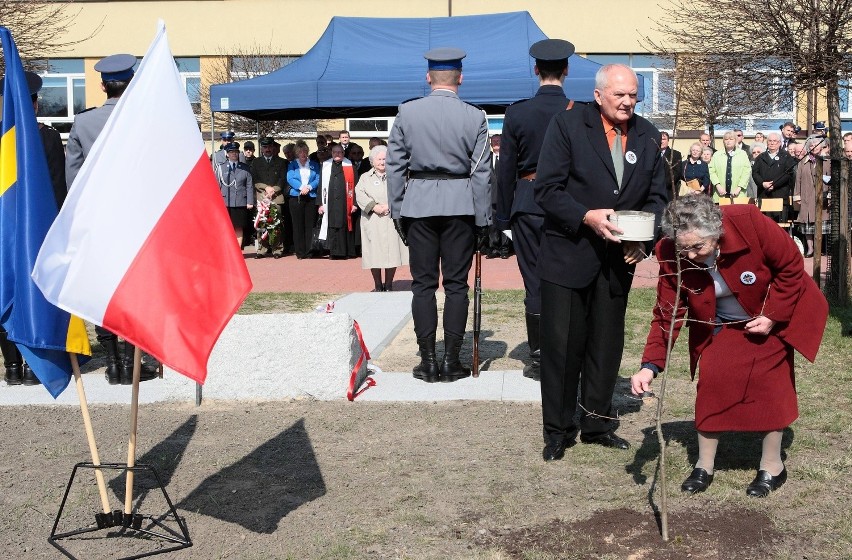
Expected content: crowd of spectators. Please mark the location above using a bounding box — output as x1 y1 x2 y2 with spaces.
658 121 845 258
211 121 848 273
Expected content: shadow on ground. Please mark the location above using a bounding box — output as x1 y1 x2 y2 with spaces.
176 418 326 534
626 420 795 485
109 415 198 509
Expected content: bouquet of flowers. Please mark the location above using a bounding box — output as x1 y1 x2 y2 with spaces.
253 197 282 251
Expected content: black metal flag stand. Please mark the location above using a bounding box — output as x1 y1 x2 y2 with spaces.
48 462 192 560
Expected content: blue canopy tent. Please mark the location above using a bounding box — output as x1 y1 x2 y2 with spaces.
210 12 644 121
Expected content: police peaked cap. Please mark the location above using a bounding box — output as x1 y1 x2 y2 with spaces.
0 71 43 96
529 39 575 62
424 47 466 70
94 54 136 82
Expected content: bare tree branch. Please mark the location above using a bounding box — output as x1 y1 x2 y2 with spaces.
201 41 316 138
0 0 102 74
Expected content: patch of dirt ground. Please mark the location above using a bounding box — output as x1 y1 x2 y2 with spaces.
1 290 848 559
0 400 841 559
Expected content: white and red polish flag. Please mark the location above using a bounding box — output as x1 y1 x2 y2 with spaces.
32 21 252 384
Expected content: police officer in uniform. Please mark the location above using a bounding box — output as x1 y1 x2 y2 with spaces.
65 53 159 385
212 131 246 167
495 39 574 382
387 47 492 383
0 71 66 386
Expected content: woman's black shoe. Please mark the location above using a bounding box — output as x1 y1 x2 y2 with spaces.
746 468 787 497
681 467 713 493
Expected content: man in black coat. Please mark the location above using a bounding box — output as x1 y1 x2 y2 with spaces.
495 38 574 382
659 131 682 201
251 137 290 256
734 129 752 161
752 132 795 222
534 64 667 461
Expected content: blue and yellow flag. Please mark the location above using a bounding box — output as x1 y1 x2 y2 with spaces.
0 27 91 398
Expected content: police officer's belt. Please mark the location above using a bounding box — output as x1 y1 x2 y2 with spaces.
519 171 537 181
409 171 469 180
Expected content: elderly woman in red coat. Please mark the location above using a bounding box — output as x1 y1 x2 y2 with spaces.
631 195 828 497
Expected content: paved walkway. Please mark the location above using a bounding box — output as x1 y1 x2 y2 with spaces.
0 249 823 405
242 247 662 293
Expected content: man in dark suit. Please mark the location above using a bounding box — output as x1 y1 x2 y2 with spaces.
734 129 751 161
495 38 574 381
486 133 512 259
250 137 289 256
534 64 667 461
752 132 794 221
699 132 716 154
659 131 682 201
780 122 799 150
347 143 371 181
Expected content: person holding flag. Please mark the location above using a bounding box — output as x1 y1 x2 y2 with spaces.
64 53 160 385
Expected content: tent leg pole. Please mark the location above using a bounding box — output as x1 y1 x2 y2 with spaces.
211 110 216 156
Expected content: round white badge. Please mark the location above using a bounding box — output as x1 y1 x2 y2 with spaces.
625 151 637 164
740 271 756 285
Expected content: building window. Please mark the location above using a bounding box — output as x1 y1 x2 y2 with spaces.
724 71 794 134
346 118 392 136
840 80 850 115
176 57 201 113
32 59 85 136
585 54 675 117
229 56 297 80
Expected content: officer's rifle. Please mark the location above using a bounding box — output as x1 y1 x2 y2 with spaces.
472 247 482 377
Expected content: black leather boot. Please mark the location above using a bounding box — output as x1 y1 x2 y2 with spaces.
21 363 41 386
439 333 470 382
120 342 159 385
1 329 23 386
413 334 439 383
104 337 121 385
523 313 541 381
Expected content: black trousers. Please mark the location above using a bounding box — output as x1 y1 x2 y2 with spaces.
511 213 545 315
540 274 629 441
407 216 475 339
279 199 294 251
289 195 318 258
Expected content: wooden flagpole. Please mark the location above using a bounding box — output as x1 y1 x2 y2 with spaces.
123 346 142 515
69 354 111 513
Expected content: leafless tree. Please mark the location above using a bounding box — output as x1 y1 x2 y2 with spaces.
647 0 851 301
637 0 852 538
0 0 101 74
201 41 316 140
658 53 790 142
